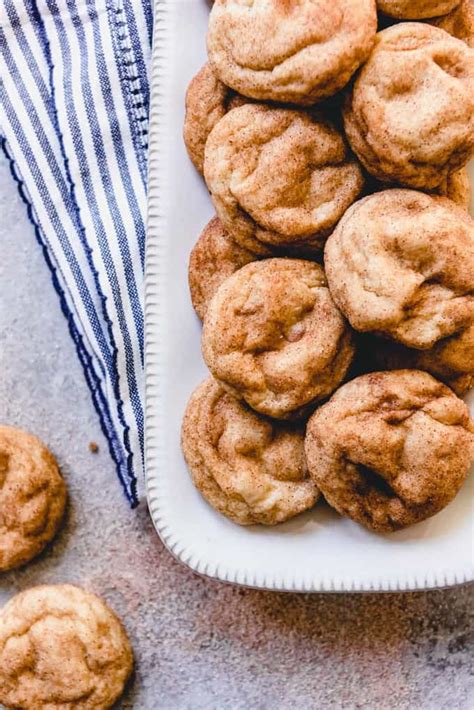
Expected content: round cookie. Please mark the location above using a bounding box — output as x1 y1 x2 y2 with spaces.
377 1 462 19
0 584 133 710
369 324 474 396
428 0 474 47
305 370 474 532
182 378 319 525
0 426 67 572
204 104 364 254
202 258 355 420
188 216 259 321
183 63 247 174
207 0 377 105
343 23 474 189
324 190 474 350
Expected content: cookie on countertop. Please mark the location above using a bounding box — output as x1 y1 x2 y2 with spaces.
207 0 377 105
0 426 67 572
324 190 474 350
0 584 133 710
183 63 247 174
202 258 355 420
377 0 462 19
188 216 260 321
182 378 319 525
204 104 364 254
305 370 474 532
344 23 474 189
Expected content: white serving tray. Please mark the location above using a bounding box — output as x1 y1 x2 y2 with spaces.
145 0 474 592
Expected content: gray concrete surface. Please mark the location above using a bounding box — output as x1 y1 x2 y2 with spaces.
0 152 473 710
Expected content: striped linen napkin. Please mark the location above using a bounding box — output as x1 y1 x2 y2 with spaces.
1 0 154 506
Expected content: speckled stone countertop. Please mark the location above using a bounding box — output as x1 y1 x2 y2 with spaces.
0 153 473 709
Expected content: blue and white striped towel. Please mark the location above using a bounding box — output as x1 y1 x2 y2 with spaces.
1 0 154 506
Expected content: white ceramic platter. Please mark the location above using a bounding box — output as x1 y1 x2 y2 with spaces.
145 0 474 592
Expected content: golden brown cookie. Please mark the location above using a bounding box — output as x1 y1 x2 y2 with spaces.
428 0 474 47
183 63 247 174
324 190 474 349
343 23 474 189
436 166 471 208
0 584 133 710
364 167 471 209
368 324 474 396
0 426 67 572
305 370 474 532
207 0 377 104
204 104 364 254
181 378 319 525
188 216 259 321
202 259 355 420
377 0 462 18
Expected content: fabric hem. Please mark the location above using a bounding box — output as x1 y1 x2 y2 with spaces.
106 0 149 186
1 135 139 508
29 0 139 505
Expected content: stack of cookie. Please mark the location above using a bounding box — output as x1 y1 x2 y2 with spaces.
0 427 133 709
182 0 474 534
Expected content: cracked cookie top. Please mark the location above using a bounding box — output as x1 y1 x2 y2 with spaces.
324 190 474 349
204 104 364 254
0 584 133 709
202 258 355 419
182 378 319 525
343 23 474 189
0 426 67 572
428 0 474 48
305 370 474 531
207 0 377 104
377 0 462 19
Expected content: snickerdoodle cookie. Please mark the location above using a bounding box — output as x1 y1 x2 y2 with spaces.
0 584 133 709
377 0 462 19
189 217 260 320
182 378 319 525
435 166 471 208
428 0 474 47
364 167 471 209
344 23 474 189
369 324 474 396
324 190 474 350
183 63 247 174
305 370 474 532
207 0 377 105
202 259 355 420
0 426 66 572
204 104 364 254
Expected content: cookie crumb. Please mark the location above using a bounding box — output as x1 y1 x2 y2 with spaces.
89 441 99 454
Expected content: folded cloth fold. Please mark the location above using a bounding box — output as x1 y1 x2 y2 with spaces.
1 0 154 506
